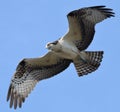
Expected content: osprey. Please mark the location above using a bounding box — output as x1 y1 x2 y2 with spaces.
7 6 114 109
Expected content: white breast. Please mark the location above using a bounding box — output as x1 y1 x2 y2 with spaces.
56 39 79 59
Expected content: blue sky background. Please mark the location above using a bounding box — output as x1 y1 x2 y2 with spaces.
0 0 119 112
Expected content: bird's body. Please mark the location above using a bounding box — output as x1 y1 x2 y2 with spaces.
7 6 115 109
47 38 80 60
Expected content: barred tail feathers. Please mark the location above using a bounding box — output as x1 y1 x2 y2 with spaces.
73 51 103 76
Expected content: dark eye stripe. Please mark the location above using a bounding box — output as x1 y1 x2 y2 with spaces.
51 40 58 45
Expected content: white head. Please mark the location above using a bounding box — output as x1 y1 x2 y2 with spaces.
46 40 61 52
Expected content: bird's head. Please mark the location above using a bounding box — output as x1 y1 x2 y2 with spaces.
46 40 61 52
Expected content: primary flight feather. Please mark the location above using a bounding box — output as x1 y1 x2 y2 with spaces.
7 6 114 109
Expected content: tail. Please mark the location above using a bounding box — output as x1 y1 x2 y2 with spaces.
73 51 103 76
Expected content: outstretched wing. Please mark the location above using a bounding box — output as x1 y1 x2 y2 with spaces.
64 6 114 50
7 52 71 109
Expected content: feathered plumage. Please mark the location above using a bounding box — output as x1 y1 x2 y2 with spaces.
7 6 114 109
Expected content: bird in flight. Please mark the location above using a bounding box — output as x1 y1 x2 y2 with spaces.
7 6 114 109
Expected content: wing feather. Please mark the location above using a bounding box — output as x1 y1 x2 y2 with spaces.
64 6 115 50
7 52 71 109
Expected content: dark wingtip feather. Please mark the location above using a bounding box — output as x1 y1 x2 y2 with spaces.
90 5 115 17
7 84 24 109
18 97 22 108
67 5 115 18
14 93 18 109
10 88 14 108
7 84 12 102
90 5 106 8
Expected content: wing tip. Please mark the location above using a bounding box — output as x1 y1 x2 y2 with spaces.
90 5 115 17
7 84 25 109
7 84 11 102
67 5 115 18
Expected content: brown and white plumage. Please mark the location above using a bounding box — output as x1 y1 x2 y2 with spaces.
7 6 114 109
7 52 71 109
65 5 114 50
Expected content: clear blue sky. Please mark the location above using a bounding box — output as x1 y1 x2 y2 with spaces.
0 0 119 112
